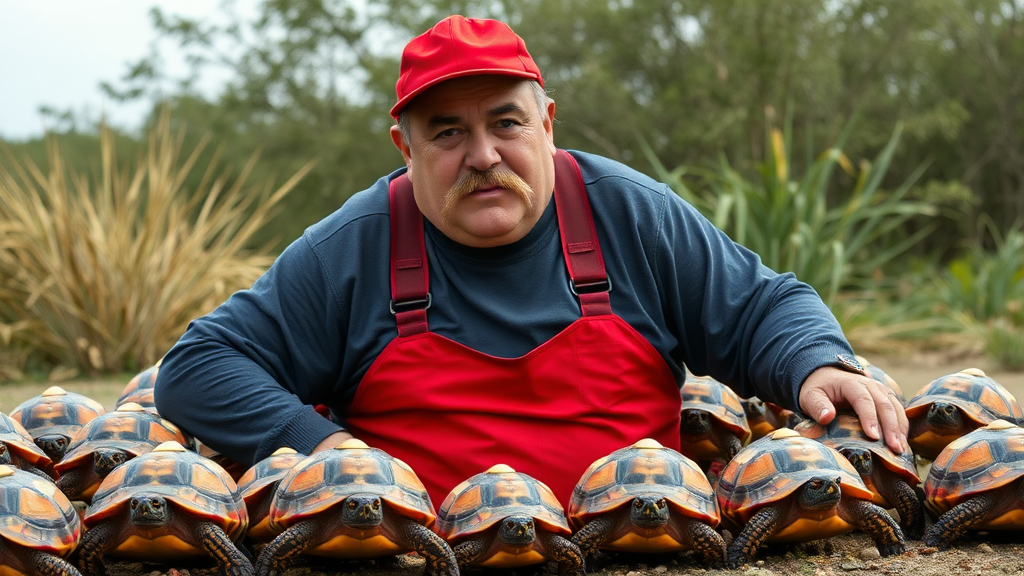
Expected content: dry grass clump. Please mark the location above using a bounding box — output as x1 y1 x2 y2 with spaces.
0 112 312 376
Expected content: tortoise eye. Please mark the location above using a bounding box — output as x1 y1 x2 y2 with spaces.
348 501 356 509
373 500 380 510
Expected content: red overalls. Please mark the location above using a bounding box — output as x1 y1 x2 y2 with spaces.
344 151 682 509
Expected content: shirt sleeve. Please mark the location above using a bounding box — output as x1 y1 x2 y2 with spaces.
154 233 346 465
656 187 855 411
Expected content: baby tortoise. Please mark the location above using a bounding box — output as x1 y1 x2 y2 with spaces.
9 386 105 462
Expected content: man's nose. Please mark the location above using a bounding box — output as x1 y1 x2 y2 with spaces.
464 133 501 171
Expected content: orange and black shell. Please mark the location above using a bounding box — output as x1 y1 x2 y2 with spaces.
270 444 435 533
0 465 80 556
716 429 872 524
568 441 719 529
116 364 159 412
196 440 248 482
84 444 247 542
436 467 570 542
905 369 1023 426
0 412 54 474
9 386 106 441
55 406 188 477
238 448 308 541
794 413 919 503
680 375 751 441
924 420 1024 519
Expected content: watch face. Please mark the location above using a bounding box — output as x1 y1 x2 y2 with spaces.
836 354 864 372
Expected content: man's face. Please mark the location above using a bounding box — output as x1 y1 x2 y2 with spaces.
390 76 557 248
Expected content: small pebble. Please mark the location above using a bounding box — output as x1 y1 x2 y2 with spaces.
859 547 881 561
654 566 668 574
978 543 994 553
840 562 865 570
756 560 765 566
626 571 642 576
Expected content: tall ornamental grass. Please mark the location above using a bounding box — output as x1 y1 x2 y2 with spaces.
646 122 937 306
0 113 312 376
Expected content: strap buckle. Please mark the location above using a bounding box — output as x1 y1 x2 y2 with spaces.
569 276 612 296
389 293 432 315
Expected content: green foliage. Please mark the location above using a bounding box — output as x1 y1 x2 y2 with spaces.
934 222 1024 323
0 112 312 376
647 120 937 305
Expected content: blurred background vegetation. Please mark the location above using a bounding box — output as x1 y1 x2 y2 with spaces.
2 0 1024 379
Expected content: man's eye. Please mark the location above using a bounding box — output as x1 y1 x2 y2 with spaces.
434 128 459 139
497 119 519 129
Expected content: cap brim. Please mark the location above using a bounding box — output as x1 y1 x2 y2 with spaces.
390 68 540 119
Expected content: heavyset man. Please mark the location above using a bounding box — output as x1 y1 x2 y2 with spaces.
155 15 907 507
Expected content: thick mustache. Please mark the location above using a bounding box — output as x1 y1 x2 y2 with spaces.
440 170 534 221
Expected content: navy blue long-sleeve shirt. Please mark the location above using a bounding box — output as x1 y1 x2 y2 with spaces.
155 150 856 465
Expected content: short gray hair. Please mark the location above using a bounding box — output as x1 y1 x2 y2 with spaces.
396 80 550 145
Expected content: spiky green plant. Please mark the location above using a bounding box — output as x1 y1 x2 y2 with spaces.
645 121 937 306
0 112 312 375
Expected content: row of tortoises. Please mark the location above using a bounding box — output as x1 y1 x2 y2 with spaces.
6 360 1024 569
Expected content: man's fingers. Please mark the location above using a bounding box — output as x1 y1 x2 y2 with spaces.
844 378 880 440
800 386 837 426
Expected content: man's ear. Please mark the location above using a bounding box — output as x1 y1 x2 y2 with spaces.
544 99 557 154
390 125 412 167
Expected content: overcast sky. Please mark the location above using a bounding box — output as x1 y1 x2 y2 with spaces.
0 0 244 140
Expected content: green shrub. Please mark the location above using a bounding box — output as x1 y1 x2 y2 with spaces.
0 111 312 375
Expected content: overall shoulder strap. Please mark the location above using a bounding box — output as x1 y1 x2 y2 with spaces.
553 150 612 316
388 174 430 336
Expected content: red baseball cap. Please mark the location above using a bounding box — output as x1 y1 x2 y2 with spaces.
390 15 544 119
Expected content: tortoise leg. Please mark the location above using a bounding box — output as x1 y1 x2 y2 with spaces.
28 549 83 576
570 515 614 557
451 536 488 568
723 433 743 460
388 514 458 576
727 505 782 569
77 519 120 576
197 521 254 576
255 519 318 576
55 469 86 500
837 498 905 557
682 518 726 566
878 474 925 540
537 531 585 576
924 492 997 549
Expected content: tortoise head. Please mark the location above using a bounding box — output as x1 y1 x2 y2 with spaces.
497 515 536 546
742 398 766 420
130 495 172 527
35 434 71 462
797 477 842 511
93 449 129 477
680 409 711 436
341 495 383 528
926 402 964 431
0 443 9 465
629 495 670 528
839 447 873 476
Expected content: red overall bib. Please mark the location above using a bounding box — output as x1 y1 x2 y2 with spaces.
345 151 682 509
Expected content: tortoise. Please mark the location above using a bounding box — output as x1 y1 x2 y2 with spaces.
77 441 252 576
436 464 583 575
115 364 160 412
0 464 82 576
256 438 457 576
568 438 725 565
236 447 308 544
741 397 803 441
906 368 1023 461
795 412 925 539
923 419 1024 548
196 440 249 482
856 355 905 404
679 374 751 467
54 403 189 502
716 428 905 568
0 411 55 479
10 386 106 462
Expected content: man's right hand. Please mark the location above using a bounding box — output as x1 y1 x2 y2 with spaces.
312 430 356 453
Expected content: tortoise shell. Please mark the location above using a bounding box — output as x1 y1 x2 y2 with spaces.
717 429 872 525
436 464 570 542
568 438 719 528
680 375 751 442
55 403 189 500
924 419 1024 520
906 368 1023 425
196 440 248 482
0 412 54 476
237 447 307 542
0 465 80 556
9 386 106 443
795 413 919 505
270 439 435 534
116 364 159 412
84 441 248 556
